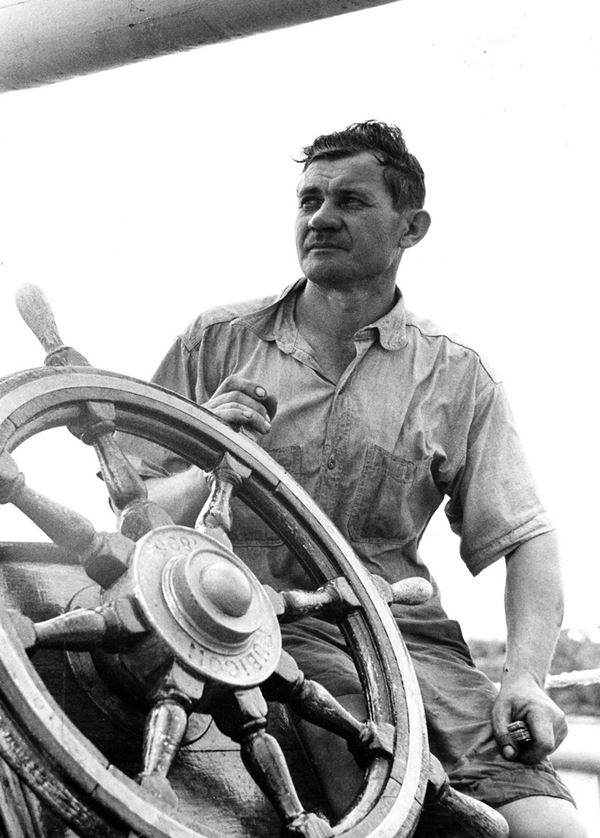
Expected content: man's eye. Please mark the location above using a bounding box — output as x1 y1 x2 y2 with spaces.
341 196 365 207
299 197 321 210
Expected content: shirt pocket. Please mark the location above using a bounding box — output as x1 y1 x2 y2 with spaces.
348 444 433 542
230 445 302 547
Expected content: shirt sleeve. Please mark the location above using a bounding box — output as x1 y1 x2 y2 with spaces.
444 378 554 575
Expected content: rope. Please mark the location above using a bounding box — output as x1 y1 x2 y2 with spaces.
546 669 600 689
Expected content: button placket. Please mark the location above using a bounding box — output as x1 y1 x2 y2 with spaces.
316 346 368 514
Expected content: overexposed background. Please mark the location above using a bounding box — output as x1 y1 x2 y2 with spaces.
0 0 598 640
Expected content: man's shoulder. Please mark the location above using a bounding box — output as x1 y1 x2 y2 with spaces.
178 291 281 351
404 309 500 383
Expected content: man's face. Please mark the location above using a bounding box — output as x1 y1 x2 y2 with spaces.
295 151 408 288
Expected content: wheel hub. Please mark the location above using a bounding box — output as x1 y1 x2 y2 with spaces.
127 526 281 686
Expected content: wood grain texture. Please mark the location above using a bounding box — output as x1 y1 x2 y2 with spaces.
14 284 64 356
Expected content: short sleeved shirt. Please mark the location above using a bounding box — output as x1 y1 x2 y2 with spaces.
116 281 577 809
122 279 553 598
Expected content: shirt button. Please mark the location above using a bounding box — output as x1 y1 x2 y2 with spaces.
327 456 336 470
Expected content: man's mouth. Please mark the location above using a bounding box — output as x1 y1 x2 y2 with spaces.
307 241 344 251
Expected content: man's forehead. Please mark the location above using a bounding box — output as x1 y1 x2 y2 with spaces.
296 151 385 194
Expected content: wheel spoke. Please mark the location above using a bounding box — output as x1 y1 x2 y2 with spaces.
423 756 509 838
211 687 333 838
374 575 433 606
8 597 148 653
196 452 252 545
15 283 87 365
16 283 174 541
265 578 360 623
87 425 173 541
135 662 208 811
70 400 142 503
137 696 190 810
0 449 134 587
70 398 174 540
266 574 433 625
265 651 393 769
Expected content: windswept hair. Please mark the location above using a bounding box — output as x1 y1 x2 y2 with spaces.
299 120 425 210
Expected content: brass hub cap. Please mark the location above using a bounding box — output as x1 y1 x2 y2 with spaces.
163 549 262 646
130 526 281 687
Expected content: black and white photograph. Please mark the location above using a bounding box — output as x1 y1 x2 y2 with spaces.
0 1 598 835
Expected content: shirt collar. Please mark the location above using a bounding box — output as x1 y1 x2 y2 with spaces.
235 278 407 351
357 288 407 350
234 279 302 353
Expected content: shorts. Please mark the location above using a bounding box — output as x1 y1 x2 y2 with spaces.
280 614 575 810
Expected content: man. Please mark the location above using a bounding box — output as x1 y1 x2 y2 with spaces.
125 122 586 836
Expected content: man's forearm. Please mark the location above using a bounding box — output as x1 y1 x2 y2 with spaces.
145 466 210 528
492 529 567 762
503 530 564 685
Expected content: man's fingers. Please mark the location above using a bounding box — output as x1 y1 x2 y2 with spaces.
522 710 567 763
494 704 541 762
212 375 257 397
496 735 517 761
527 713 555 754
213 376 273 405
207 391 271 421
209 377 277 421
492 701 517 760
261 392 278 421
210 402 271 434
245 383 278 420
495 709 567 764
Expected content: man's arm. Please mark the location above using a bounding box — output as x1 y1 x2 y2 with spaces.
145 466 210 527
143 375 277 527
492 530 568 763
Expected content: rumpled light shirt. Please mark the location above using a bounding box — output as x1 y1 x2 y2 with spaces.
124 279 553 598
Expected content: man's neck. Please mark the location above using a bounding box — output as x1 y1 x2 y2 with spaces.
296 279 397 342
293 279 397 382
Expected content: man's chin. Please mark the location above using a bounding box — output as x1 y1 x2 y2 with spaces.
304 269 352 287
302 255 353 285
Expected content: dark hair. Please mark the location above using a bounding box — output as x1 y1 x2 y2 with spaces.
299 120 425 210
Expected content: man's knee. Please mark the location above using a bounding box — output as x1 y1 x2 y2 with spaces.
498 795 589 838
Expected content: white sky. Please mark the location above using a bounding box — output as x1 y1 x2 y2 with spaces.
0 0 598 639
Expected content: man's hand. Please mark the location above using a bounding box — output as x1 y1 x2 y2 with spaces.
203 375 278 436
492 672 568 764
143 377 278 526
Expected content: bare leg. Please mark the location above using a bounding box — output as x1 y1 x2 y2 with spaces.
497 796 589 838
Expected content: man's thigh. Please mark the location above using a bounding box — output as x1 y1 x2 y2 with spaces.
498 795 589 838
404 632 576 813
281 616 577 817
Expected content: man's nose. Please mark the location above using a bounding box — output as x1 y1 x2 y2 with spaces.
308 200 341 230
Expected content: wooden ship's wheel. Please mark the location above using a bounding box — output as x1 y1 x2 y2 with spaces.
0 287 509 838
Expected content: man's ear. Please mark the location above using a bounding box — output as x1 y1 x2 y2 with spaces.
399 209 431 249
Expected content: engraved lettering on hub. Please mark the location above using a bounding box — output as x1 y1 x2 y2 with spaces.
153 533 200 558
